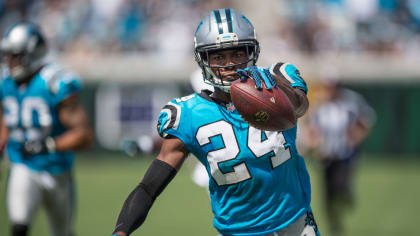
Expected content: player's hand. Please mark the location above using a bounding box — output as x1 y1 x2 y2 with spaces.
120 135 157 157
273 63 308 94
22 137 55 157
237 66 277 90
120 139 140 157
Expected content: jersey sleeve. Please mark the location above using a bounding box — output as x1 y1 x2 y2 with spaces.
41 64 83 105
156 96 195 147
51 72 82 104
157 101 182 138
270 62 308 94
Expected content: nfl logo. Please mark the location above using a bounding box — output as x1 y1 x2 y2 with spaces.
255 110 270 122
227 103 236 112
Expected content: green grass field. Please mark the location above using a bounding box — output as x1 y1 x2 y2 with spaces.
1 153 419 236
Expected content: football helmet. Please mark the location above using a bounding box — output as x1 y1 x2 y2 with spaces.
194 8 260 92
0 22 47 82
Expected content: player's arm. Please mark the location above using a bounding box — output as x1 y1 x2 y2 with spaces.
347 111 375 148
54 94 93 151
0 108 8 152
112 136 189 236
275 74 309 118
347 119 370 148
270 63 309 118
23 94 94 155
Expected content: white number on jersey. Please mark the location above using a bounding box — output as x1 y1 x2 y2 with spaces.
196 120 291 186
196 120 249 185
2 97 52 141
247 126 291 168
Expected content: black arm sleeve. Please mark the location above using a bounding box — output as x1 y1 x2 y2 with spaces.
112 159 177 235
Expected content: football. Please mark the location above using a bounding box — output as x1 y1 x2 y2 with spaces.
230 78 296 131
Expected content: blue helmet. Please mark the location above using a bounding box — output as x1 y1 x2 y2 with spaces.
194 8 260 92
0 22 47 81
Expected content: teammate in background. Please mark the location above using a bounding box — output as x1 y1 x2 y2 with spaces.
0 22 94 236
306 78 375 236
112 9 320 236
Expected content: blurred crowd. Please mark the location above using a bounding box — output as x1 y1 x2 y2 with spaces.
275 0 420 56
0 0 216 57
1 0 420 57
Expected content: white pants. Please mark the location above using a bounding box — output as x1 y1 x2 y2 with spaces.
7 164 75 236
270 214 317 236
218 214 318 236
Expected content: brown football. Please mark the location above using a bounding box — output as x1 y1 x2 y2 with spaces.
230 78 296 131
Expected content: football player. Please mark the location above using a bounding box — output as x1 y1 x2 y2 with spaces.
0 22 94 236
112 8 320 236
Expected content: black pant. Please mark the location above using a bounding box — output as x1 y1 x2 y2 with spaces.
321 153 358 235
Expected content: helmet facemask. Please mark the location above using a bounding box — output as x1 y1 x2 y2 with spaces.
3 52 44 82
195 42 259 93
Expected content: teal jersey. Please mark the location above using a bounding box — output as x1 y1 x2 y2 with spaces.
0 63 82 175
157 91 312 236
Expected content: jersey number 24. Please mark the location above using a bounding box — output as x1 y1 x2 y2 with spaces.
196 120 291 186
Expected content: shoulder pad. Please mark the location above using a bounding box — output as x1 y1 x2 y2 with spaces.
40 63 81 94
